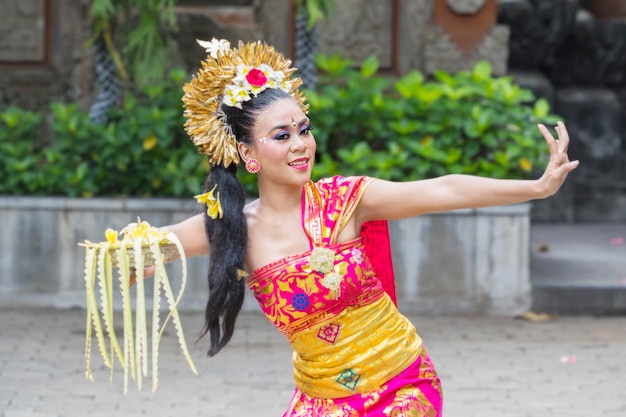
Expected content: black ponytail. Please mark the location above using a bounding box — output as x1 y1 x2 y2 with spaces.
199 162 247 356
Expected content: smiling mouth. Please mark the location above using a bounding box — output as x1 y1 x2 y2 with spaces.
288 158 308 167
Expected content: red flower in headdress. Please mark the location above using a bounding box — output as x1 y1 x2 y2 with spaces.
246 68 268 87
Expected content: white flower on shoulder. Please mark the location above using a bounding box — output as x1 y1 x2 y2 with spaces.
197 38 231 59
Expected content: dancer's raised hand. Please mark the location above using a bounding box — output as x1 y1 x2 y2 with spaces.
536 121 579 198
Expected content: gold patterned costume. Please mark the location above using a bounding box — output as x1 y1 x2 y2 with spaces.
247 176 442 416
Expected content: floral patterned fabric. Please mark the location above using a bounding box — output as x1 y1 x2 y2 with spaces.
285 349 441 417
246 176 442 416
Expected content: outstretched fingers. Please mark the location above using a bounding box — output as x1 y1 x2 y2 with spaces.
538 123 558 155
535 122 579 197
555 121 570 153
539 122 576 167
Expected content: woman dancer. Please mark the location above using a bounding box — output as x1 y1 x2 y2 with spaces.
163 38 577 416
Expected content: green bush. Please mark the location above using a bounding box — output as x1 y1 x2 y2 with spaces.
1 57 563 198
307 54 561 182
0 106 45 194
0 69 213 198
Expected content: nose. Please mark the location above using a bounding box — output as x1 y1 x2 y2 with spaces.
290 134 307 152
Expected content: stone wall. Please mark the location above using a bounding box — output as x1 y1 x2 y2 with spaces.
0 197 532 316
0 0 509 111
0 197 219 311
0 0 93 112
391 204 532 316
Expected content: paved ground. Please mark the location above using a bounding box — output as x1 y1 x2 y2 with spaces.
2 306 625 417
3 223 625 416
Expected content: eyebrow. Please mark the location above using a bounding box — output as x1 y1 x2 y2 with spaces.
267 117 309 133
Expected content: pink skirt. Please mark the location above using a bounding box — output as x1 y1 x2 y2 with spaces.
283 348 443 417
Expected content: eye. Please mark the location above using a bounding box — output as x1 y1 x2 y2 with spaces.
273 130 290 141
300 123 314 135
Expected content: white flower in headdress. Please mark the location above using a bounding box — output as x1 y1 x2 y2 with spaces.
223 84 251 109
197 38 231 59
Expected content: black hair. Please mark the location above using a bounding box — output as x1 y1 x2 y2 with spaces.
200 88 293 356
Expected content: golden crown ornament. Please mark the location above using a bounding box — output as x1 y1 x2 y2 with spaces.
182 38 308 168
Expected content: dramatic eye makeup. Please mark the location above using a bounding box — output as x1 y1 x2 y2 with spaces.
300 122 313 135
272 129 290 141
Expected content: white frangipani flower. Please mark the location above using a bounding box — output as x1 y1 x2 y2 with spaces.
197 38 231 59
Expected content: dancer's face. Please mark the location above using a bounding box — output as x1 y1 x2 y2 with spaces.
240 97 316 187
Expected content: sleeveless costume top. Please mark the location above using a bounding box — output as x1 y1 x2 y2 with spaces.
246 176 423 399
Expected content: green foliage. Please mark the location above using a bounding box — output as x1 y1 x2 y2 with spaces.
0 69 213 198
307 55 562 182
0 107 45 194
2 54 564 198
89 0 178 88
293 0 336 29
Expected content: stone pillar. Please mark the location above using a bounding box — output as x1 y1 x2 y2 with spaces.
257 0 293 57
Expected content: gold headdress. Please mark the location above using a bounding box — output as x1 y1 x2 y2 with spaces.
182 38 308 168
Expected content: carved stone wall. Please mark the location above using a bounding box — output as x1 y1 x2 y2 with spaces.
257 0 430 76
0 0 508 112
424 24 510 75
499 0 626 222
587 0 626 18
173 2 262 73
0 0 93 111
0 0 46 63
3 0 621 222
318 0 395 70
424 0 510 75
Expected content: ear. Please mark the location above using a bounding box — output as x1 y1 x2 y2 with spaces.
238 141 256 163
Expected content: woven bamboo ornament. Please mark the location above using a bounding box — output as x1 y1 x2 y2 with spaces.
182 38 308 168
79 219 197 393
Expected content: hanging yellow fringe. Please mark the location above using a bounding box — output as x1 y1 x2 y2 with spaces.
79 218 198 393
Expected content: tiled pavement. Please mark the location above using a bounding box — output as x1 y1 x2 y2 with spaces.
2 306 625 417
